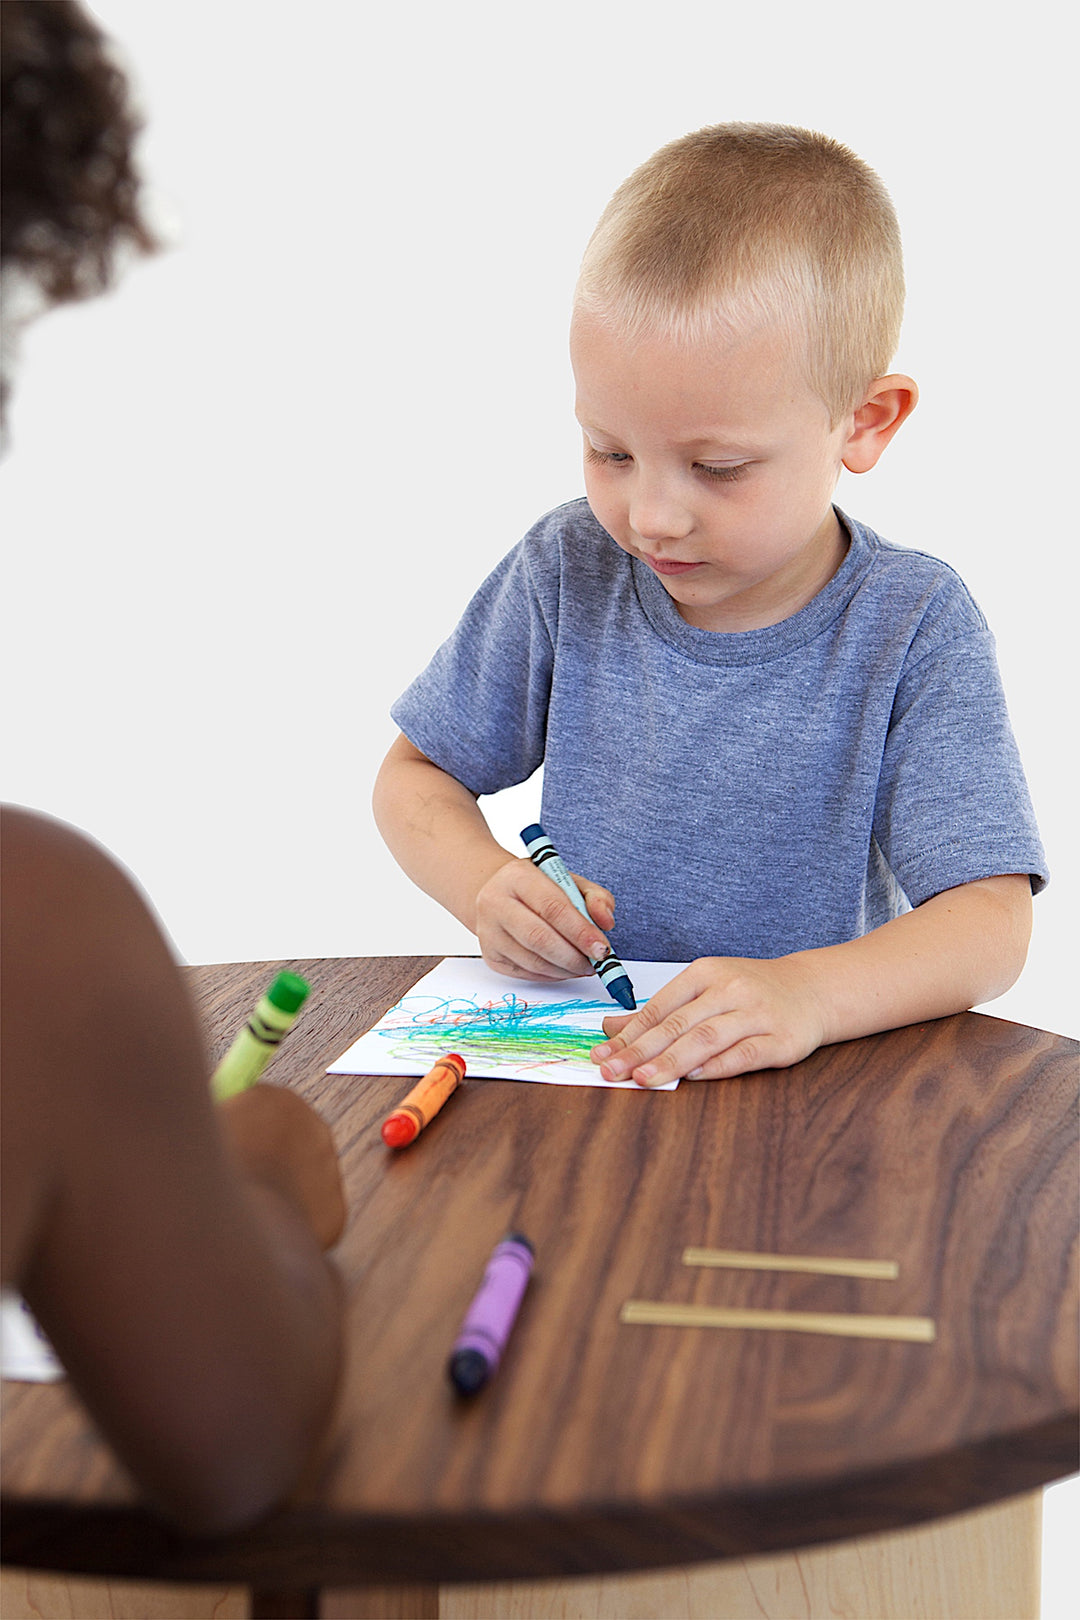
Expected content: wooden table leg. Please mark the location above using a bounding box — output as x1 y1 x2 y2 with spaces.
322 1586 439 1618
251 1588 320 1619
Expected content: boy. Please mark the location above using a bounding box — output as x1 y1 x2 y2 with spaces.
373 123 1046 1089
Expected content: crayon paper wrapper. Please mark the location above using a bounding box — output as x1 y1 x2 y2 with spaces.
452 1242 534 1366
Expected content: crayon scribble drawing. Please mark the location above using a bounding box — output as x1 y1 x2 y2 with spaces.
356 991 609 1079
327 958 686 1089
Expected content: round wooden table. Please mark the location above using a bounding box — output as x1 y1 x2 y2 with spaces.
3 956 1076 1619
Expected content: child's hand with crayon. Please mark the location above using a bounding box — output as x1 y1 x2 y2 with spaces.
373 735 622 987
474 856 618 983
220 1085 347 1250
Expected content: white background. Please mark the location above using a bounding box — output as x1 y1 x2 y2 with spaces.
2 3 1074 1609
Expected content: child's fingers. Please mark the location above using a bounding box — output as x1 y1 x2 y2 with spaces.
598 1012 634 1039
596 992 737 1084
683 1036 788 1082
484 909 592 978
592 964 705 1064
622 1014 758 1086
482 936 583 980
657 1025 814 1084
515 863 611 967
220 1085 347 1249
591 959 756 1080
573 874 616 932
477 861 610 978
596 983 820 1087
592 956 825 1085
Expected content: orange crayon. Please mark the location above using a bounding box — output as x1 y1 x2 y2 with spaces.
381 1054 466 1147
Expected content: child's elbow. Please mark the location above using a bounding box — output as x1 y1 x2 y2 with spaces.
149 1436 314 1538
372 732 424 834
159 1480 274 1540
976 873 1034 1001
140 1360 342 1537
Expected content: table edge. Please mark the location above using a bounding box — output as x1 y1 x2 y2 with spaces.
3 1414 1075 1585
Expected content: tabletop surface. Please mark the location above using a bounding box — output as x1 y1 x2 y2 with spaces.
3 955 1077 1588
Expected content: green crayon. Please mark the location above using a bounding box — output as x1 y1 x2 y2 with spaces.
211 972 311 1100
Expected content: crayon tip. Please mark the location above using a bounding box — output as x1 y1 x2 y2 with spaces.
608 978 637 1011
266 972 310 1015
449 1348 490 1395
381 1113 418 1148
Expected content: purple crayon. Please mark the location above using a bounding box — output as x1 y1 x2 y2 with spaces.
448 1233 535 1395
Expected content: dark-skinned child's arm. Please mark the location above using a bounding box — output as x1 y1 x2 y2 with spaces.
1 806 345 1534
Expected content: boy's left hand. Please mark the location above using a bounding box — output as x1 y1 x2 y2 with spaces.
591 955 828 1086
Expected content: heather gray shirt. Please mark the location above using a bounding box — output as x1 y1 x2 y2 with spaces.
392 500 1047 963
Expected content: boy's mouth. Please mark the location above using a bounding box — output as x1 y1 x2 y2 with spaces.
645 555 702 577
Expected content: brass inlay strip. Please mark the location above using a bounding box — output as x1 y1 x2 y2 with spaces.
620 1300 934 1342
682 1246 899 1280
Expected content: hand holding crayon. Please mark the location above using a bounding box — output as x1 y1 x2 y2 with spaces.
471 845 622 988
211 973 311 1100
219 1083 347 1250
520 826 636 1009
211 972 345 1247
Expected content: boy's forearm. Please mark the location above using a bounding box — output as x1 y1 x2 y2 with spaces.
795 875 1033 1046
373 737 514 931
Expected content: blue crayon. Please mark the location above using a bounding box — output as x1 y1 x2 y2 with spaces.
520 824 637 1011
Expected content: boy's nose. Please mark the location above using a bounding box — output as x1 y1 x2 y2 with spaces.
629 484 694 546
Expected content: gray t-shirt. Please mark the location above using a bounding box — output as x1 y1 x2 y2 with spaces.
392 500 1047 963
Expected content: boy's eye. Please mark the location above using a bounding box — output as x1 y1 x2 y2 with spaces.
586 445 748 482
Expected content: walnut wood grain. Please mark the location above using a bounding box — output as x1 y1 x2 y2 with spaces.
3 957 1076 1591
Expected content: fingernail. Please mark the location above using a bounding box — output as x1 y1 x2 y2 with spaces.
592 1042 612 1061
600 1062 623 1081
588 940 607 959
635 1065 656 1082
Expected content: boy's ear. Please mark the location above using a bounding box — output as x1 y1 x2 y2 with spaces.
841 375 918 473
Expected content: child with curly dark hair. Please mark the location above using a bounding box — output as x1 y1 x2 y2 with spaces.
2 0 346 1533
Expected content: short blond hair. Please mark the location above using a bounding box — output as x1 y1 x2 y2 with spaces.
575 123 905 423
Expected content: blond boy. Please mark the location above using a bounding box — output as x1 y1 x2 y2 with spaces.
374 124 1045 1087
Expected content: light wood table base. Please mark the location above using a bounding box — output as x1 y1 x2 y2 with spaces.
430 1492 1041 1620
1 1491 1041 1619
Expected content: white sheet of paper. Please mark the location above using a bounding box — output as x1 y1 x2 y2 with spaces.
327 958 689 1089
0 1292 64 1383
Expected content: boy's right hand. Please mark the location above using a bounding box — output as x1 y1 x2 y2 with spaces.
474 856 617 981
219 1085 347 1251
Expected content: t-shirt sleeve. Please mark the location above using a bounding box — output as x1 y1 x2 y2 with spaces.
872 606 1048 904
390 528 558 796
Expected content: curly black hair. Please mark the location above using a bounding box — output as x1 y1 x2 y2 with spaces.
1 0 158 306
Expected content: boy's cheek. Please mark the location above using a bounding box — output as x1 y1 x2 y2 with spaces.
581 482 623 541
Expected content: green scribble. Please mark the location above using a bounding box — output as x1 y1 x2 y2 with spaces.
375 993 610 1073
